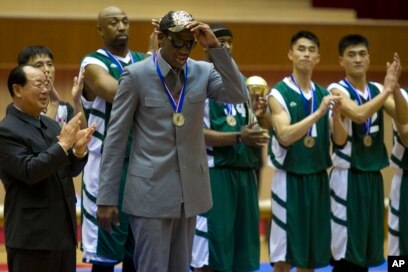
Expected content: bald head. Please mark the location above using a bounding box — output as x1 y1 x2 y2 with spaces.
97 6 129 54
98 6 126 24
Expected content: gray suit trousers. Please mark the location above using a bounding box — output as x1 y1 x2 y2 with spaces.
129 206 196 272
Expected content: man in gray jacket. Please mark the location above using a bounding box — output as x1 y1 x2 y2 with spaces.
96 10 248 272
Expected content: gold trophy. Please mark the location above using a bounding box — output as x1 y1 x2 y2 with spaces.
246 76 270 99
245 76 269 135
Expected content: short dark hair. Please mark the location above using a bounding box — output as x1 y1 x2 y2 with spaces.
290 30 320 49
7 65 30 97
17 45 54 65
338 34 369 56
210 23 233 38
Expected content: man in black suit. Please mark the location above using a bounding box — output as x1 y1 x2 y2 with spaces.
0 65 96 272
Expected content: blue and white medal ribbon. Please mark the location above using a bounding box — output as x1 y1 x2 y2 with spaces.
224 103 237 127
103 48 136 74
343 78 373 147
290 74 316 148
154 53 188 126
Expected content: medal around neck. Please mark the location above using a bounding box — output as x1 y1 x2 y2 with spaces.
363 135 372 147
155 54 188 128
344 79 374 147
172 113 185 126
291 74 316 148
304 136 315 148
226 115 237 127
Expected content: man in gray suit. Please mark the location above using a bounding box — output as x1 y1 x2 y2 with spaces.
96 10 248 272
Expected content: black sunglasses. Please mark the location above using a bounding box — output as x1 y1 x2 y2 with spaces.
167 35 197 50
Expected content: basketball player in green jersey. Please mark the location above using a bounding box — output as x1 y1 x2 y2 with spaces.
80 6 152 272
327 34 402 272
191 24 269 272
264 30 346 272
389 87 408 257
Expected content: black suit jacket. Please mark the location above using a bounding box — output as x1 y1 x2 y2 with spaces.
0 104 87 250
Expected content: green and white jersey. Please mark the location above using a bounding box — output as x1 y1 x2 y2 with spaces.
80 49 144 155
391 88 408 171
204 98 260 169
80 49 145 262
268 77 332 175
328 80 389 171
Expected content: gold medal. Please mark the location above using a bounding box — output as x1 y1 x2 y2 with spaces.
363 135 372 147
304 136 315 148
172 113 185 126
226 115 237 127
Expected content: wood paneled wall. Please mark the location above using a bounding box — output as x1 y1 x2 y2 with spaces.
1 18 408 87
1 18 408 201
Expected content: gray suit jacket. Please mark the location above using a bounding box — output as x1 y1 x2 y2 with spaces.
97 47 248 218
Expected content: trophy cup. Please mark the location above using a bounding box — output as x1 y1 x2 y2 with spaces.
245 76 269 134
246 76 269 99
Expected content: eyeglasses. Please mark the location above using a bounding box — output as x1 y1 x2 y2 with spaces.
167 35 197 50
29 80 50 91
